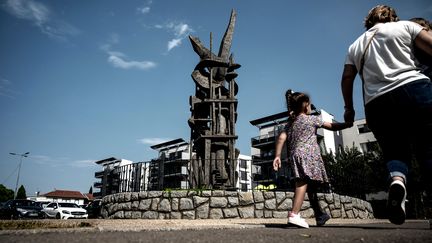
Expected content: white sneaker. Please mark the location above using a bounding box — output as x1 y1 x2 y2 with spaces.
387 180 406 225
288 212 309 228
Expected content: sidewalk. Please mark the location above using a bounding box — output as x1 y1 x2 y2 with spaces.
91 218 431 232
0 218 430 234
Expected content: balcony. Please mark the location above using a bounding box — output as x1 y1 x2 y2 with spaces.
94 171 104 178
251 134 276 148
93 181 103 188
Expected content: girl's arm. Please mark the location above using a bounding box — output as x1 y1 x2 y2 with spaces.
273 131 287 171
322 121 353 131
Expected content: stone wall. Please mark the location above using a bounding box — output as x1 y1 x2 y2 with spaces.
100 190 374 220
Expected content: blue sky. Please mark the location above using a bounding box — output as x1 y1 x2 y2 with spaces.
1 0 431 196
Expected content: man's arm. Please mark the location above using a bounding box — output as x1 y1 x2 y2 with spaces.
341 64 358 123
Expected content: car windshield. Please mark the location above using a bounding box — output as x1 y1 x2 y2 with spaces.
14 200 36 207
58 203 79 208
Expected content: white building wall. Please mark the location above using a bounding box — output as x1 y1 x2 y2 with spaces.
319 109 338 154
341 118 377 153
236 154 252 191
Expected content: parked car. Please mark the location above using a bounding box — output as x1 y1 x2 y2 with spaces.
35 201 50 208
42 202 88 219
0 199 45 219
84 199 102 218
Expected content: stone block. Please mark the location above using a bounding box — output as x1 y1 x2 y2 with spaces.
275 192 286 204
255 210 264 218
193 196 209 206
138 199 151 211
182 210 195 219
138 191 148 199
255 202 264 210
263 192 275 199
171 198 179 211
179 198 194 210
210 197 228 208
238 206 254 218
209 208 223 219
148 191 163 198
151 198 160 211
158 199 171 212
170 211 182 219
196 203 209 219
170 191 188 198
223 208 239 218
227 197 239 207
212 190 225 197
239 192 254 206
142 211 158 219
273 211 288 218
131 192 139 201
277 198 292 210
264 198 276 210
253 191 264 203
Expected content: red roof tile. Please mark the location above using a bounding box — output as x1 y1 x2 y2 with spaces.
42 190 86 199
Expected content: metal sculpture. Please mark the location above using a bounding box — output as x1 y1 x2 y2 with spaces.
188 10 241 190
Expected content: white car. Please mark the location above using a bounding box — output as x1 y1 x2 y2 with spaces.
42 202 88 219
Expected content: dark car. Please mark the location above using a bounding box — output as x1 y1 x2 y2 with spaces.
0 199 45 219
84 199 102 218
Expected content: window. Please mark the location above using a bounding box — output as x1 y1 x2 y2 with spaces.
360 141 379 153
357 123 371 134
241 171 247 181
240 159 247 168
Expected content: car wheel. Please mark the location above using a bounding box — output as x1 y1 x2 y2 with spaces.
56 213 61 219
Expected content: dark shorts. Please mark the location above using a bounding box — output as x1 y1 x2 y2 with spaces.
365 79 432 187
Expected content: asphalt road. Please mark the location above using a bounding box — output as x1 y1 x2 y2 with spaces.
0 219 430 243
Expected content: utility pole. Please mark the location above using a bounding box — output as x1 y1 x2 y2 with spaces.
10 152 30 199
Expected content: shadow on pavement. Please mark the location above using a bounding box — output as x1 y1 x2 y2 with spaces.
262 221 431 230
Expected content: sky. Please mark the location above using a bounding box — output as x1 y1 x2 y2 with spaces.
1 0 431 197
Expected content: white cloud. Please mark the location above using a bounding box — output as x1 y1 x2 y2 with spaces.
108 53 156 70
167 38 182 51
138 6 150 14
160 22 193 51
2 0 80 40
100 34 157 71
137 138 171 145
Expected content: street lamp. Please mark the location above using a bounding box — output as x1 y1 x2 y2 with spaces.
10 152 30 199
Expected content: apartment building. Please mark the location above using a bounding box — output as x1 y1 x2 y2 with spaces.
341 118 377 153
93 157 150 198
150 138 190 190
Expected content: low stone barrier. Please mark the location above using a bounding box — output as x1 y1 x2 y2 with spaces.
100 190 374 220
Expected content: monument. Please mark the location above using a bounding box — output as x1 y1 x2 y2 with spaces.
188 10 241 190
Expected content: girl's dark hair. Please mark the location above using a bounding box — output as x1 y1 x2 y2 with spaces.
364 5 399 30
285 89 310 121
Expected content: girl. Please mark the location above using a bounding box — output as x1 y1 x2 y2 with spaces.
273 90 352 228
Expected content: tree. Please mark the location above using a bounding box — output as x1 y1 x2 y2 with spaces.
0 184 14 202
16 185 27 199
89 186 93 194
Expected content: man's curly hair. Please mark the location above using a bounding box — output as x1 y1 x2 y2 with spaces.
364 5 399 30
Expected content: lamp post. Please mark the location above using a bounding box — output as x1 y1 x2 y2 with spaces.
10 152 30 199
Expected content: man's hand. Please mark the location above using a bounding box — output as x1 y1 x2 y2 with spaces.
273 157 281 171
344 107 355 123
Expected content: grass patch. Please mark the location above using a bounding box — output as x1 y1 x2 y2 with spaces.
0 220 94 230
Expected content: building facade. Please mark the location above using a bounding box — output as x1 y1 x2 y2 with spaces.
341 118 377 153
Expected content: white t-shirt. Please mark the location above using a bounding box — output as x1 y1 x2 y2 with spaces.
345 21 428 104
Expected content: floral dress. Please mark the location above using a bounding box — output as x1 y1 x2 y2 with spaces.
285 113 329 183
